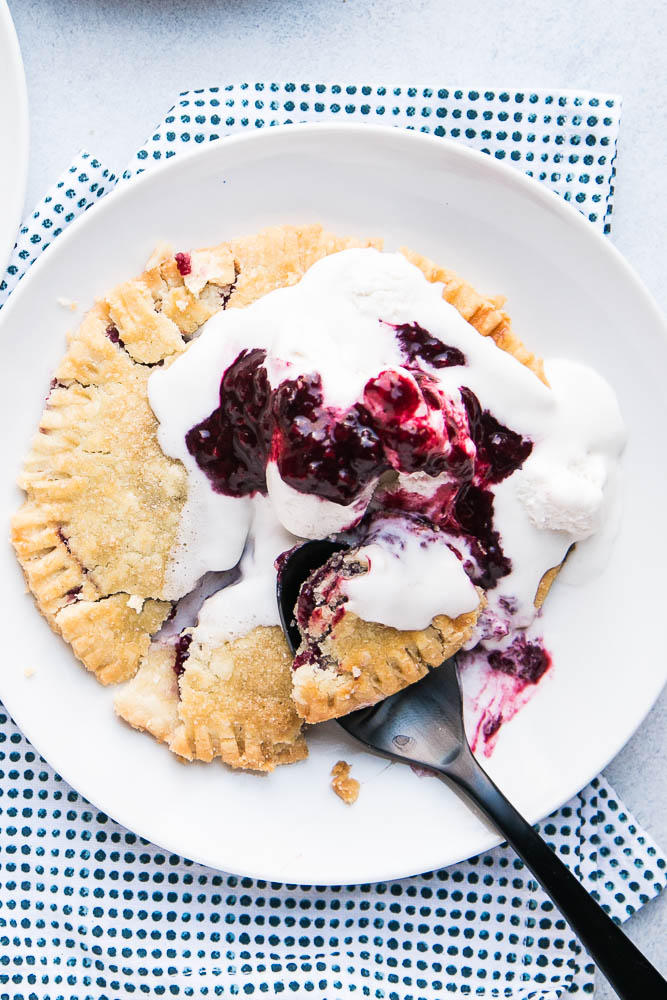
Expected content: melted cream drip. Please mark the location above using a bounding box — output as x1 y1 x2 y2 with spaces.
194 495 299 646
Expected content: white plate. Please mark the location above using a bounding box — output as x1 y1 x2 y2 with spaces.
0 0 28 274
1 124 666 884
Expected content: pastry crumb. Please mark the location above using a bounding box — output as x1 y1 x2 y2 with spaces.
331 760 360 804
126 595 145 613
24 667 36 678
57 297 78 311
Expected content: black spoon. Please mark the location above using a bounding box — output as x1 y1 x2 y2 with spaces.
277 539 667 1000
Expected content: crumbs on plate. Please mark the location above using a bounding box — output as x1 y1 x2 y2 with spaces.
331 760 360 804
57 297 78 312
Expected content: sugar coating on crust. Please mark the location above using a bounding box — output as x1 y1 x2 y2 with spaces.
20 369 187 600
115 626 306 772
174 626 306 771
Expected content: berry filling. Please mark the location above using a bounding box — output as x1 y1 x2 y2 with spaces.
487 634 551 684
173 633 193 678
459 386 533 485
393 320 466 370
185 325 529 517
185 349 273 497
291 550 366 672
106 324 125 349
273 373 383 503
175 252 192 277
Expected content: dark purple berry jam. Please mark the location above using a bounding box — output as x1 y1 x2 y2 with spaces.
487 635 551 684
393 321 466 370
363 371 449 478
184 332 534 589
453 483 511 589
106 324 125 349
460 387 532 485
185 349 273 497
174 634 193 678
175 253 192 277
186 356 506 506
273 373 384 504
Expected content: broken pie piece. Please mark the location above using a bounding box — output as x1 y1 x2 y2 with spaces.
291 547 482 724
114 626 306 772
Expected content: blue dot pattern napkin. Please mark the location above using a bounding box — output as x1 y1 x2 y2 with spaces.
1 85 622 305
1 86 665 1000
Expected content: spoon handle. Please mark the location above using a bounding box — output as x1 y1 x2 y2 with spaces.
442 750 667 999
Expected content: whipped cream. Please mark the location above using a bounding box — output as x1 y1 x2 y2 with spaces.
341 517 480 631
148 247 625 646
266 462 371 539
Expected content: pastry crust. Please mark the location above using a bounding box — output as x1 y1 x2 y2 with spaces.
291 546 484 724
113 645 181 745
13 223 553 769
115 626 306 772
293 606 481 724
534 564 562 609
58 594 170 685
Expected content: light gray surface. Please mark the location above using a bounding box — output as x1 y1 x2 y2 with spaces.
7 0 667 992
